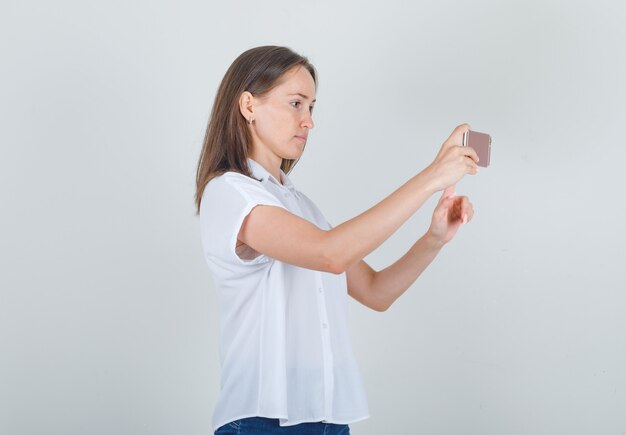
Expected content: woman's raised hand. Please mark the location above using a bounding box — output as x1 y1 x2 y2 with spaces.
423 123 480 192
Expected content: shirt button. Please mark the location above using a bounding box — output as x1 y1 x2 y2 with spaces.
318 287 323 293
283 192 289 197
322 323 328 329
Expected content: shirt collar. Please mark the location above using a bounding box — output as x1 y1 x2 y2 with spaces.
247 158 300 199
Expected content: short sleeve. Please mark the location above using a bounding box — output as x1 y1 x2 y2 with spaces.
199 173 288 266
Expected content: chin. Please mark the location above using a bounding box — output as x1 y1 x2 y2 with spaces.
281 149 304 161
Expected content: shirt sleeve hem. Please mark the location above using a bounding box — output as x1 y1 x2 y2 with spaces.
230 200 288 265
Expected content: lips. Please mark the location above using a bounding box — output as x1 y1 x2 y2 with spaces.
295 135 307 142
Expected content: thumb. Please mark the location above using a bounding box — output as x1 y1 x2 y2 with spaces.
436 185 456 208
441 185 456 200
443 123 471 148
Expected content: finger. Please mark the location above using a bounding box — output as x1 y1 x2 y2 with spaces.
450 196 464 222
456 206 464 222
460 198 474 223
435 185 456 208
444 123 471 148
461 146 480 163
462 209 474 224
461 197 471 216
466 159 479 175
451 197 463 220
458 200 468 223
436 195 455 216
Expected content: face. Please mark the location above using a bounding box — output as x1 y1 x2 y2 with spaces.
240 66 316 162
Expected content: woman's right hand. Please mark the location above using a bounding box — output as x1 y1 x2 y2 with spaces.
422 123 480 192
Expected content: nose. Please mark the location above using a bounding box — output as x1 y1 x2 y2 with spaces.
302 111 314 130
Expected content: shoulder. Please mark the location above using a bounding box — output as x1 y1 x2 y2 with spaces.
201 171 286 217
204 171 264 198
207 171 262 189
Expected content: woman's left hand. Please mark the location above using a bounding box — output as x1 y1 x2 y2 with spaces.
426 185 474 245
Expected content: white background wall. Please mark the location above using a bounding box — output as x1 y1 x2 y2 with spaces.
2 1 625 434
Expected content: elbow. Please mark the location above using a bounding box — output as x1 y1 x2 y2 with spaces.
372 300 391 312
326 257 346 275
371 289 393 312
322 231 349 275
324 252 352 275
326 254 359 275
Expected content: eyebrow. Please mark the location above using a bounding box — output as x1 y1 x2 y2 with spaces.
288 93 316 103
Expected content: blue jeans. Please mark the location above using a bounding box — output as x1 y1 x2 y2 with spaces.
214 417 350 435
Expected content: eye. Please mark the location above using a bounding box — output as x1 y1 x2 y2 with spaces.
291 101 315 114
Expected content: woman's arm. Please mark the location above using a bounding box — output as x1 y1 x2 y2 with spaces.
325 124 478 273
238 169 440 275
346 234 443 312
238 124 478 274
346 187 475 311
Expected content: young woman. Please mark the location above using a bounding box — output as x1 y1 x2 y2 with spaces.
195 45 479 435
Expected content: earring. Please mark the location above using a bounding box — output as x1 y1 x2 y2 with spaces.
247 117 254 125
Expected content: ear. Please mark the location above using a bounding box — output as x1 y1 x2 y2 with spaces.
239 91 255 122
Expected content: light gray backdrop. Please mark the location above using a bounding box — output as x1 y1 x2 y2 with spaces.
1 0 625 434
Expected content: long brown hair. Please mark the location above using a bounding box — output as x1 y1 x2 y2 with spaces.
194 45 318 215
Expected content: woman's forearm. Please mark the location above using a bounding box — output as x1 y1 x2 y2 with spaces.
370 233 444 311
327 170 438 273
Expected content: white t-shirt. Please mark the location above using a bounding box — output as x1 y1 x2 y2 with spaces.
199 158 370 431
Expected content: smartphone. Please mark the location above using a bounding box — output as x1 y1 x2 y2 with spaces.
463 130 491 167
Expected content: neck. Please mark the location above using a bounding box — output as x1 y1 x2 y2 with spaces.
249 153 284 185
